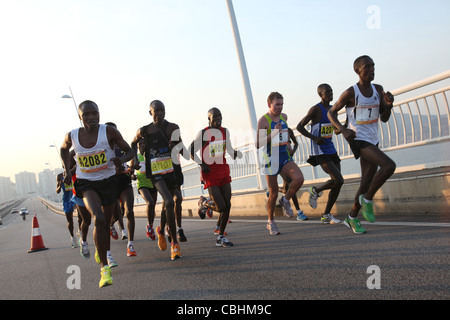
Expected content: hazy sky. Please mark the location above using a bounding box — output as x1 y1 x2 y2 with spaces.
1 0 449 181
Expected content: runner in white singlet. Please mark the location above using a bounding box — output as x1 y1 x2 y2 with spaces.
328 56 396 234
60 100 134 287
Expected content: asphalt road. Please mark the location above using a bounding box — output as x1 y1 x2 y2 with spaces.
0 198 449 304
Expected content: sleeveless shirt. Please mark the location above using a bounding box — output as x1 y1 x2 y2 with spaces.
263 114 291 158
143 120 174 179
201 127 228 167
310 103 337 156
346 84 380 145
71 124 116 181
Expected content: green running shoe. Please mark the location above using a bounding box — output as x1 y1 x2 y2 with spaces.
359 195 375 223
99 266 113 288
344 216 366 234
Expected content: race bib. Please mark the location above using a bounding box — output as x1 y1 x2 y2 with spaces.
320 123 334 138
77 149 108 173
356 104 379 124
208 140 226 158
151 156 174 175
272 128 289 147
64 182 74 191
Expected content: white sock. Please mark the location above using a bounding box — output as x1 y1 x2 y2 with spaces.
364 197 373 203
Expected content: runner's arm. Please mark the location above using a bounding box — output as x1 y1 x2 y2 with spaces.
328 88 356 142
296 105 324 145
108 126 134 169
60 132 73 185
376 84 394 123
225 128 242 160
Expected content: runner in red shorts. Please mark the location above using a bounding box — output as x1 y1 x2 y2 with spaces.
190 107 242 247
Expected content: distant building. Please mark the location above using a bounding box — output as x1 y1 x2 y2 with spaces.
0 176 16 202
38 168 62 202
15 171 38 198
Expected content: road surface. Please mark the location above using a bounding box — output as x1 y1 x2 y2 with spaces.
0 198 448 304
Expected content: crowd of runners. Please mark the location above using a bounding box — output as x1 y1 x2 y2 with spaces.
57 55 396 287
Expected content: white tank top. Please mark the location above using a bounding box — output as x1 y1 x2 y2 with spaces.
346 84 380 145
71 124 116 181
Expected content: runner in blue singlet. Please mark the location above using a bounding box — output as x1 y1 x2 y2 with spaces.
297 84 343 225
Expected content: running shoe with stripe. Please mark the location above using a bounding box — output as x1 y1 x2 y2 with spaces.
107 254 118 268
79 240 90 259
99 266 113 288
267 221 280 235
359 194 375 223
296 210 309 221
309 187 322 209
127 244 137 257
155 226 167 251
216 236 233 247
171 243 182 260
321 213 341 224
279 196 294 217
71 236 78 248
344 216 366 234
110 226 118 240
146 224 155 240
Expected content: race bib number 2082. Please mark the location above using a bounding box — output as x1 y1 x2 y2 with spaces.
77 150 108 173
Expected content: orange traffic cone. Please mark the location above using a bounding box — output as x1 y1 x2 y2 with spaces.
28 215 48 253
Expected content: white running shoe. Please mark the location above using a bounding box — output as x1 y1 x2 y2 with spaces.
71 236 78 248
107 254 118 268
80 241 90 259
279 196 294 217
216 236 233 247
320 213 341 224
267 221 280 235
308 187 322 209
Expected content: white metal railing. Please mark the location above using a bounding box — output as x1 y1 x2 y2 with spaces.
180 71 450 198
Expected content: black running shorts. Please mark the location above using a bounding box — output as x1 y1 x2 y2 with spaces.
74 175 119 206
